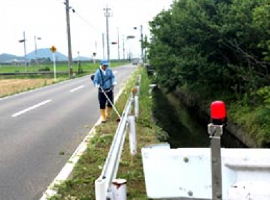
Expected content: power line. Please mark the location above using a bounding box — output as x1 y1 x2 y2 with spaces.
53 0 102 33
73 11 103 33
53 0 65 5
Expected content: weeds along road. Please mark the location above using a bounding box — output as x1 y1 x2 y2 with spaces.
0 64 137 200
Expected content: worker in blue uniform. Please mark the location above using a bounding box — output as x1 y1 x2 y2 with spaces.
93 59 115 123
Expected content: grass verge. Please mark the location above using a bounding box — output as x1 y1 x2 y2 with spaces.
47 66 167 200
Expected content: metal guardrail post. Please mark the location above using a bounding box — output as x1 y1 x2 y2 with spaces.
208 124 223 200
128 115 137 155
137 75 141 86
134 95 139 118
135 85 140 96
132 84 140 119
95 178 106 200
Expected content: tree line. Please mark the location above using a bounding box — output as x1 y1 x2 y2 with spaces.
147 0 270 147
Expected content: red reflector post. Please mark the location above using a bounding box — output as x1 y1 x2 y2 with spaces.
211 101 227 125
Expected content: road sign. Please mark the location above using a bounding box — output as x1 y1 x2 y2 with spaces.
50 46 57 53
127 35 135 39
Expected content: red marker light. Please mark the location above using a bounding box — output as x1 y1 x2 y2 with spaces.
211 101 227 125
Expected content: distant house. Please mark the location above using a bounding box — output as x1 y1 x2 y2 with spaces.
29 57 51 64
3 59 26 65
0 53 25 65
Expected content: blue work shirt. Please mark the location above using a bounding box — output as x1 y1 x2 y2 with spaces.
93 66 115 90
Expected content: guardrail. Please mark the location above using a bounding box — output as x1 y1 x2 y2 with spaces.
95 75 141 200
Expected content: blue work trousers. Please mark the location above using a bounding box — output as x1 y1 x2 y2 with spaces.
98 89 114 109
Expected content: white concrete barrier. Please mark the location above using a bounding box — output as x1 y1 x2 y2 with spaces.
141 143 270 200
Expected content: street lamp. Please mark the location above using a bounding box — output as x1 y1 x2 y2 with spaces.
117 27 120 61
126 35 135 62
122 35 125 60
77 51 82 74
19 31 27 71
133 25 144 63
34 35 41 64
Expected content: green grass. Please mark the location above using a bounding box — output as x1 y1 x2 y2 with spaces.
0 61 128 82
47 66 166 200
0 61 128 74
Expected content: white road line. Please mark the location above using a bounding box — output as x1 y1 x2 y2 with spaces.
11 100 52 117
69 85 85 93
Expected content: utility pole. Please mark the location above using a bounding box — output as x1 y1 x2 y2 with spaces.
95 40 97 55
65 0 73 78
134 25 144 63
23 31 27 70
19 31 27 71
117 28 120 61
140 25 144 63
34 35 37 64
102 33 105 59
122 35 125 60
141 25 144 63
34 35 41 65
104 5 112 62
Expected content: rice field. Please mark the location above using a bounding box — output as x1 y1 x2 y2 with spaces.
0 78 55 98
0 61 128 98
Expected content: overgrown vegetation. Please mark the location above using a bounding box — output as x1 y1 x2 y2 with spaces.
147 0 270 147
48 66 167 200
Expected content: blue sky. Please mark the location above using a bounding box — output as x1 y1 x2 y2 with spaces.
0 0 174 59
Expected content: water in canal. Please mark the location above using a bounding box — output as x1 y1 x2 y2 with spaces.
152 87 246 148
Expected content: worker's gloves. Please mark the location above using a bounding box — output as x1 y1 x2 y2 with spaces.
95 84 100 88
113 81 117 86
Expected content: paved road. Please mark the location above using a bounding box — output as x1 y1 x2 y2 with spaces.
0 64 136 200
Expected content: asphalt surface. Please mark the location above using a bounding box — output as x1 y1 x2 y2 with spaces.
0 64 136 200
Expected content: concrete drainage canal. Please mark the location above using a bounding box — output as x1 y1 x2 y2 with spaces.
152 87 246 148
